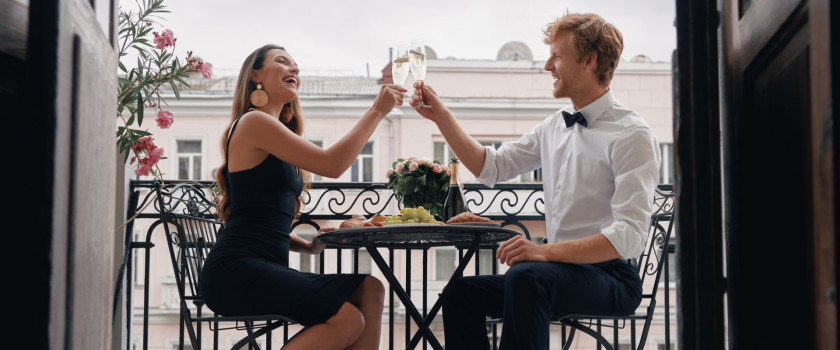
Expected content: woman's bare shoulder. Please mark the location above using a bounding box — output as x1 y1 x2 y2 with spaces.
237 110 278 125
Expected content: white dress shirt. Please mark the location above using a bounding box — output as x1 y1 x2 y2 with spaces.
477 90 661 259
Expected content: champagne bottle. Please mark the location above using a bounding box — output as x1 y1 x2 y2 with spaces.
442 158 467 222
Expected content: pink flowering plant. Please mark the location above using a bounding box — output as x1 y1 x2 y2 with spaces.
117 0 212 177
386 157 451 217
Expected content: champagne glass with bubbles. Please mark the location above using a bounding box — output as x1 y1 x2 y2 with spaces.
409 39 430 108
390 45 410 115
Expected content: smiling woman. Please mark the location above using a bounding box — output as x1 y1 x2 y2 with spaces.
200 42 409 349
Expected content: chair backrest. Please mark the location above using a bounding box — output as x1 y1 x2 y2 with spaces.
154 182 222 307
636 185 676 306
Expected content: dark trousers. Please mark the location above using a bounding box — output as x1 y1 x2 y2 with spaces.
441 259 642 350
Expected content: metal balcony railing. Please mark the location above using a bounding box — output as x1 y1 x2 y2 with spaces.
120 180 675 350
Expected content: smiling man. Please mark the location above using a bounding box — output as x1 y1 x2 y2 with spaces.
410 12 661 350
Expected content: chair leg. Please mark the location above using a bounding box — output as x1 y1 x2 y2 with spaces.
180 304 201 350
562 320 613 350
244 321 261 350
560 327 576 350
636 316 654 350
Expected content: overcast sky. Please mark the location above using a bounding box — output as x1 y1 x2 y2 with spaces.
120 0 677 77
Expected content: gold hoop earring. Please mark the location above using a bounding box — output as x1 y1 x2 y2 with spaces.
250 83 269 108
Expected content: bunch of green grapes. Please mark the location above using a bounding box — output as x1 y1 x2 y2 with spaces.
382 206 438 225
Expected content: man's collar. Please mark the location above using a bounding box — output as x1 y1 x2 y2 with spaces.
569 89 614 126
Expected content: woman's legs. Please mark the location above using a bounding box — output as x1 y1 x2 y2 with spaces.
280 303 365 350
346 276 385 350
281 276 384 350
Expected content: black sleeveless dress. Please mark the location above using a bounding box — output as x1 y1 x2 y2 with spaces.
200 117 367 327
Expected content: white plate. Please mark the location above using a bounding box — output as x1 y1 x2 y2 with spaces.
447 222 500 227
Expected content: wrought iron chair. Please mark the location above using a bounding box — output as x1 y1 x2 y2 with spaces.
487 186 675 350
154 181 296 350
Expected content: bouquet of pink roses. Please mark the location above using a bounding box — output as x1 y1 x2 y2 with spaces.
386 157 451 218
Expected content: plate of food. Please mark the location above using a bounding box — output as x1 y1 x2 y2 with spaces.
444 212 497 226
338 213 387 228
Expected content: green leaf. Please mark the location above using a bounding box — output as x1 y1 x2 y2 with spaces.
174 76 190 87
169 81 180 99
126 114 135 126
136 91 144 126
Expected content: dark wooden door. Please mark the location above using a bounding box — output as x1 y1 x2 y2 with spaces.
720 0 835 349
25 0 118 348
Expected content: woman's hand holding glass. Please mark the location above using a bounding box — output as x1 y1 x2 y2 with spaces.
372 83 408 116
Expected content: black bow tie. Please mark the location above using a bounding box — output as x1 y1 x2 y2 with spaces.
562 111 588 128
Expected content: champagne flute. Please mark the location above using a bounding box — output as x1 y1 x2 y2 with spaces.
409 39 430 108
390 45 410 115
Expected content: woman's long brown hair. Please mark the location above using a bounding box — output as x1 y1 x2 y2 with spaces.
215 44 311 222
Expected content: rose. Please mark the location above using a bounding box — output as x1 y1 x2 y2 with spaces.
386 157 451 217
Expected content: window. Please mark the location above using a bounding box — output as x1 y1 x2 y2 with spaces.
435 248 457 281
660 143 674 184
176 139 203 180
434 141 541 182
308 139 324 181
350 141 374 182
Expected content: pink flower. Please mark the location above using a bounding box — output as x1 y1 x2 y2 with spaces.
153 29 175 49
446 169 451 176
386 169 395 178
147 147 165 165
408 162 419 172
131 136 155 153
156 110 174 129
199 62 213 78
406 156 417 162
135 163 153 176
395 162 405 174
432 164 444 174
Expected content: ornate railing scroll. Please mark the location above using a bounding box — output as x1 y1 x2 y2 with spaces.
154 181 219 219
638 184 675 291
